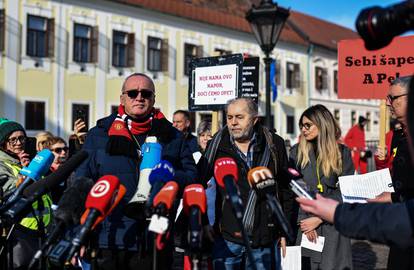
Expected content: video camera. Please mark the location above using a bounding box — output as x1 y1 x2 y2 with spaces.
356 1 414 50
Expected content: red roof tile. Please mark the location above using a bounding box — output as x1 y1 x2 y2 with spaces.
111 0 358 51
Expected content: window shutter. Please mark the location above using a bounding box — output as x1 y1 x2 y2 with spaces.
275 60 281 85
127 32 135 67
161 38 168 72
196 45 203 58
91 26 99 63
47 18 54 58
294 64 300 88
322 69 328 89
0 10 5 52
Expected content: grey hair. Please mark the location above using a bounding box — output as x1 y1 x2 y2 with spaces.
225 97 258 118
197 120 211 136
121 72 155 92
391 76 413 90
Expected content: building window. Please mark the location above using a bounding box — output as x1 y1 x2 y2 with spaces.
147 36 168 72
334 109 340 124
0 10 5 52
214 48 232 56
275 60 281 85
287 115 294 134
25 101 45 130
72 104 89 131
315 67 328 90
113 30 134 67
111 105 118 115
351 111 356 126
184 43 203 76
366 112 371 132
286 62 300 88
27 15 54 58
334 70 338 94
73 23 97 63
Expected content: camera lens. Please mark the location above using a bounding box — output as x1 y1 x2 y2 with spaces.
356 1 414 50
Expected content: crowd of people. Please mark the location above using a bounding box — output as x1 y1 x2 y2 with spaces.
0 72 413 270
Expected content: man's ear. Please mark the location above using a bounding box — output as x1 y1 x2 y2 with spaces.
253 116 259 125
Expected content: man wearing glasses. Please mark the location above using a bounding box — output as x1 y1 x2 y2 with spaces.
368 76 414 270
75 73 197 270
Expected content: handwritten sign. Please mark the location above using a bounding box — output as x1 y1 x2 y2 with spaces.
188 54 243 111
194 64 237 105
338 35 414 99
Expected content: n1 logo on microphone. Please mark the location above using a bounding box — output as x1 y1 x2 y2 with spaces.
90 180 110 198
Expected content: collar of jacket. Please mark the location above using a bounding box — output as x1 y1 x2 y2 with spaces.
96 112 179 144
0 149 20 166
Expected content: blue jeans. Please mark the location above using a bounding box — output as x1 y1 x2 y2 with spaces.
212 237 281 270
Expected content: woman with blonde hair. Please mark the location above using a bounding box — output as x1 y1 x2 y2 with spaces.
35 131 54 152
289 104 354 270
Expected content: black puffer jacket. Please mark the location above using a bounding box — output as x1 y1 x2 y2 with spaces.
199 124 295 247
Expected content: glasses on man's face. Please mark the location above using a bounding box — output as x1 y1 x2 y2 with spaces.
299 122 313 130
52 146 69 154
7 136 26 145
387 93 407 104
122 89 154 99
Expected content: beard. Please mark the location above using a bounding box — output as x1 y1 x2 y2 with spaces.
229 122 255 142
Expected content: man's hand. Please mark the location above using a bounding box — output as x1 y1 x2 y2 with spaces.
296 194 339 223
367 192 392 203
376 147 387 161
304 230 318 243
299 216 323 233
17 151 30 167
280 237 286 258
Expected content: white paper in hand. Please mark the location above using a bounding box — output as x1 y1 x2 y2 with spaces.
300 233 325 252
148 214 169 234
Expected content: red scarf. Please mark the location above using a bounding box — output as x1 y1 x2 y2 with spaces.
108 105 165 139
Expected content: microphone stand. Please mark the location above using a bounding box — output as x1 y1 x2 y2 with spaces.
224 179 257 270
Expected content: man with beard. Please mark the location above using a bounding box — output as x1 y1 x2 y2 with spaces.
198 98 294 270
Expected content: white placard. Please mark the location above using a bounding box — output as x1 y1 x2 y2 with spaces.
281 246 301 270
194 64 237 105
339 168 394 203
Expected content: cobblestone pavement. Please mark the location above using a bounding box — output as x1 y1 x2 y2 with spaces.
352 240 389 270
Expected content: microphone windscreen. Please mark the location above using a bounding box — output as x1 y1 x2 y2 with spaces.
153 181 179 210
55 177 94 225
140 138 162 170
285 167 303 180
183 184 207 214
214 157 238 188
23 151 89 198
19 149 54 180
85 175 120 216
247 167 276 196
149 160 175 186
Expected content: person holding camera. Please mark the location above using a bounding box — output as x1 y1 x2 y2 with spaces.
289 105 354 270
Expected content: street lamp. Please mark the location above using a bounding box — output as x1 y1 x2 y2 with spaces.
246 0 289 129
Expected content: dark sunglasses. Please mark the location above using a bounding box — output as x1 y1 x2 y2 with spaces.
123 89 154 99
52 146 69 154
299 122 313 130
387 93 407 104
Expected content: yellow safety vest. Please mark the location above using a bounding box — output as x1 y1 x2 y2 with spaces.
4 161 52 230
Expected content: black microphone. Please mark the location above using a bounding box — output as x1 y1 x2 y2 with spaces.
1 151 88 223
29 177 94 268
247 167 295 243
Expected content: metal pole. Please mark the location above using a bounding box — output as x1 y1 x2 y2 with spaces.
264 55 273 129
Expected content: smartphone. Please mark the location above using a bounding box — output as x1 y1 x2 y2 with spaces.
74 109 88 132
24 137 37 161
290 179 314 200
